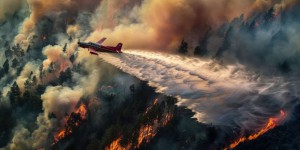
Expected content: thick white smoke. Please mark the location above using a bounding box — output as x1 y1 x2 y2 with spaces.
97 50 298 129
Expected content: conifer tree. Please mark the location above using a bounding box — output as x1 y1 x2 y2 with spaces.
178 39 188 54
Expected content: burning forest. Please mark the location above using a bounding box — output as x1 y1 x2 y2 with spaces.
1 0 300 150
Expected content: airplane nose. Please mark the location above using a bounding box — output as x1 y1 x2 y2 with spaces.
78 42 84 47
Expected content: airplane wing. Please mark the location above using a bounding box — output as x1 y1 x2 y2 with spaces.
90 50 98 55
96 37 107 44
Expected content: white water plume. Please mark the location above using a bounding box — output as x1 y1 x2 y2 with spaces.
98 50 298 129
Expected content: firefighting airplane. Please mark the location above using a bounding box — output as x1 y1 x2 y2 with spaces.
78 37 122 55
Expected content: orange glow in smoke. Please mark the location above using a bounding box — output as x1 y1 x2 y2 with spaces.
225 110 286 150
59 58 71 73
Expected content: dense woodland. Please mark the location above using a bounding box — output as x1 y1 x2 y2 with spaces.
1 4 300 150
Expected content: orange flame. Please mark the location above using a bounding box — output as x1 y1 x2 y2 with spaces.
162 113 173 126
106 98 174 149
145 98 159 114
153 99 158 105
225 110 286 150
54 130 67 143
137 125 157 148
52 103 88 145
75 104 87 119
136 112 173 148
105 137 131 150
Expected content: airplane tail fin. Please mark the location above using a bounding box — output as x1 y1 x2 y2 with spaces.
97 37 107 44
116 43 123 53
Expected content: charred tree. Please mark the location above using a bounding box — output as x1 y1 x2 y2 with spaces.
39 65 43 80
214 26 234 59
9 82 21 107
59 68 72 84
194 29 210 57
68 36 73 42
0 68 4 79
3 59 9 74
11 58 18 68
264 7 275 23
26 44 31 53
70 54 76 64
178 39 188 54
24 79 32 90
63 43 68 53
5 48 12 58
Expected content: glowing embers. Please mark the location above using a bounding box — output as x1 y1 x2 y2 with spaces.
53 103 88 144
225 110 286 150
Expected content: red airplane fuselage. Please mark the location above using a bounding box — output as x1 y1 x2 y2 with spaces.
78 41 122 55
